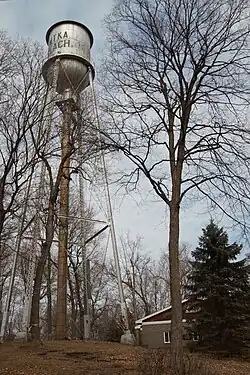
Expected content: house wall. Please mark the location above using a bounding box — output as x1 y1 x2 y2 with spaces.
139 322 192 349
139 323 172 349
136 299 199 349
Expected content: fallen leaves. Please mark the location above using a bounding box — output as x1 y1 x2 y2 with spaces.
0 340 249 375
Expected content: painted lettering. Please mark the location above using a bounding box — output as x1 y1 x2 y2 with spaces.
49 30 69 44
48 30 73 53
64 39 70 47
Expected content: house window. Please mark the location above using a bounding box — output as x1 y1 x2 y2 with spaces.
192 332 199 341
163 331 171 343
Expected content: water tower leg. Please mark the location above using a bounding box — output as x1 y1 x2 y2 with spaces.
88 69 135 345
56 98 72 340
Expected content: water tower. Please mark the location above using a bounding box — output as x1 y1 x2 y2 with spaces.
42 20 95 94
0 19 134 344
41 20 134 344
42 20 95 340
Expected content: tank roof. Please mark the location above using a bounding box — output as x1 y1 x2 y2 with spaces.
45 20 94 47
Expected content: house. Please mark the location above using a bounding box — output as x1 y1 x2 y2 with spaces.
134 299 199 349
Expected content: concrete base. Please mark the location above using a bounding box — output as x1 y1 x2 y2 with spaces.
120 330 136 345
15 331 27 341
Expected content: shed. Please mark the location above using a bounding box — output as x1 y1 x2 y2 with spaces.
135 299 199 349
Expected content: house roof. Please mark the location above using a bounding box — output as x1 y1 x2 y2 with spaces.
135 299 189 325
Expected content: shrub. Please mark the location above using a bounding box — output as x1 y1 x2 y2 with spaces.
137 350 213 375
137 349 169 375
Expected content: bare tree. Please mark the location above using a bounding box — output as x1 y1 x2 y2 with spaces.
101 0 250 370
0 34 51 339
119 236 157 318
157 244 191 302
111 236 190 321
66 189 110 339
0 32 106 342
0 243 11 325
0 35 45 246
29 90 103 341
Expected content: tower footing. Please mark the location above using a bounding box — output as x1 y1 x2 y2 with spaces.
120 330 135 345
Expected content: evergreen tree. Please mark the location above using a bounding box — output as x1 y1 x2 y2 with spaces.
186 220 250 354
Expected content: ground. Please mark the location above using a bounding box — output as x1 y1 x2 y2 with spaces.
0 340 249 375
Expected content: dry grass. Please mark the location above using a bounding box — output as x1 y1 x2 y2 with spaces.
0 341 249 375
137 350 213 375
0 340 140 375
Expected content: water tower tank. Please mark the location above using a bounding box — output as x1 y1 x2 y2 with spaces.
42 20 95 94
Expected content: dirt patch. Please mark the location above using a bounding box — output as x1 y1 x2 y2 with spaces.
65 351 98 360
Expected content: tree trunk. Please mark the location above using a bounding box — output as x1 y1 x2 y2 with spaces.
69 256 84 339
131 265 137 321
56 103 71 340
68 269 77 339
168 107 186 372
30 256 45 341
71 307 77 339
74 271 84 339
0 282 3 326
0 179 5 240
47 252 52 340
30 203 55 342
169 200 183 373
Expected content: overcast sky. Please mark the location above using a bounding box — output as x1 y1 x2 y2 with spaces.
0 0 244 258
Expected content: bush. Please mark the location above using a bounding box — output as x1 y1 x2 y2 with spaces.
137 350 213 375
137 349 169 375
183 354 211 375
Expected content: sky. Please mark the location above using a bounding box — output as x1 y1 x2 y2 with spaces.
0 0 114 59
0 0 244 258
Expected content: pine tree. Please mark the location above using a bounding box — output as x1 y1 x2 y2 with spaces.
186 220 250 354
